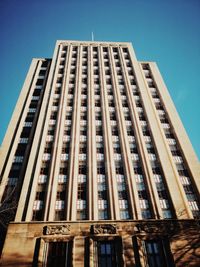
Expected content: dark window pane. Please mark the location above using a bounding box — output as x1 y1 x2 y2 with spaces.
97 241 119 267
46 241 72 267
145 240 167 267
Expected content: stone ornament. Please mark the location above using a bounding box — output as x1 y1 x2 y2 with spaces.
91 224 117 234
43 225 71 235
135 222 176 234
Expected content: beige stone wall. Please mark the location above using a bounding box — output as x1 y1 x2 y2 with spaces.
1 220 200 267
1 41 199 225
1 41 200 266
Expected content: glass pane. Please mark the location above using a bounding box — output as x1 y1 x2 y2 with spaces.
107 256 113 267
46 242 71 267
147 243 153 254
153 242 159 254
101 244 106 254
106 244 111 254
145 240 166 267
149 256 156 267
98 241 117 267
100 258 106 266
155 255 163 267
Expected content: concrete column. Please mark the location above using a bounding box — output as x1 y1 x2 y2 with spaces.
98 46 120 220
24 43 62 221
119 46 162 219
67 45 82 220
88 46 98 220
108 46 141 219
46 44 72 221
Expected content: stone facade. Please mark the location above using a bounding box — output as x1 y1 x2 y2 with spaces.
1 220 200 266
0 40 200 266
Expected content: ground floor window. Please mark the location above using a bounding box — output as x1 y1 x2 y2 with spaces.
44 241 72 267
143 240 167 267
94 239 123 267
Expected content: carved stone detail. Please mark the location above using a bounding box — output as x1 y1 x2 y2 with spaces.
135 222 176 234
43 225 71 235
91 224 117 234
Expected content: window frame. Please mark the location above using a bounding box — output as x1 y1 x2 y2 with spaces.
93 237 123 267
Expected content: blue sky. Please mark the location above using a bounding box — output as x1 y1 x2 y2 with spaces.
0 0 200 159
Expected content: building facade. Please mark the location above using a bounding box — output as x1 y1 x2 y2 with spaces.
0 40 200 266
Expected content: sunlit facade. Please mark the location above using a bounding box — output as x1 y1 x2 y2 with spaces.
0 40 200 266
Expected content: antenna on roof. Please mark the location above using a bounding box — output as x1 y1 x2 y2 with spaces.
92 32 94 41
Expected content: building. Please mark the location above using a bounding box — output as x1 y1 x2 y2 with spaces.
0 40 200 266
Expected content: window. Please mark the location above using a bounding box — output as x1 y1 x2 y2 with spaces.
58 175 67 184
95 113 102 121
139 199 149 209
113 142 121 153
96 127 103 136
141 210 151 219
98 200 107 210
80 112 87 120
97 162 105 174
96 240 122 267
98 210 108 220
117 183 126 191
19 137 28 144
44 142 52 154
79 143 87 154
96 142 104 153
115 162 124 175
79 162 87 174
188 201 199 211
44 241 72 267
120 210 130 219
32 210 43 221
24 121 33 127
80 126 87 136
110 113 116 121
55 200 65 210
8 177 18 186
98 183 106 191
36 79 44 86
143 240 171 267
162 210 172 219
13 156 23 163
119 199 128 209
77 210 86 220
122 101 128 108
38 175 47 184
77 199 86 210
33 200 43 210
95 100 101 107
77 183 86 200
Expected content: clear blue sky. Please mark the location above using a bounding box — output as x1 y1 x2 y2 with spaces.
0 0 200 159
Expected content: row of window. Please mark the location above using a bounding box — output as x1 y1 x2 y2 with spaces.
94 85 109 220
142 63 200 218
43 236 174 267
114 59 153 220
33 60 63 221
4 61 49 211
125 64 173 219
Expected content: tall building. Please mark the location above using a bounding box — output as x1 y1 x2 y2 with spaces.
0 40 200 267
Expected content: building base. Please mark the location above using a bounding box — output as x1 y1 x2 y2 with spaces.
1 220 200 266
